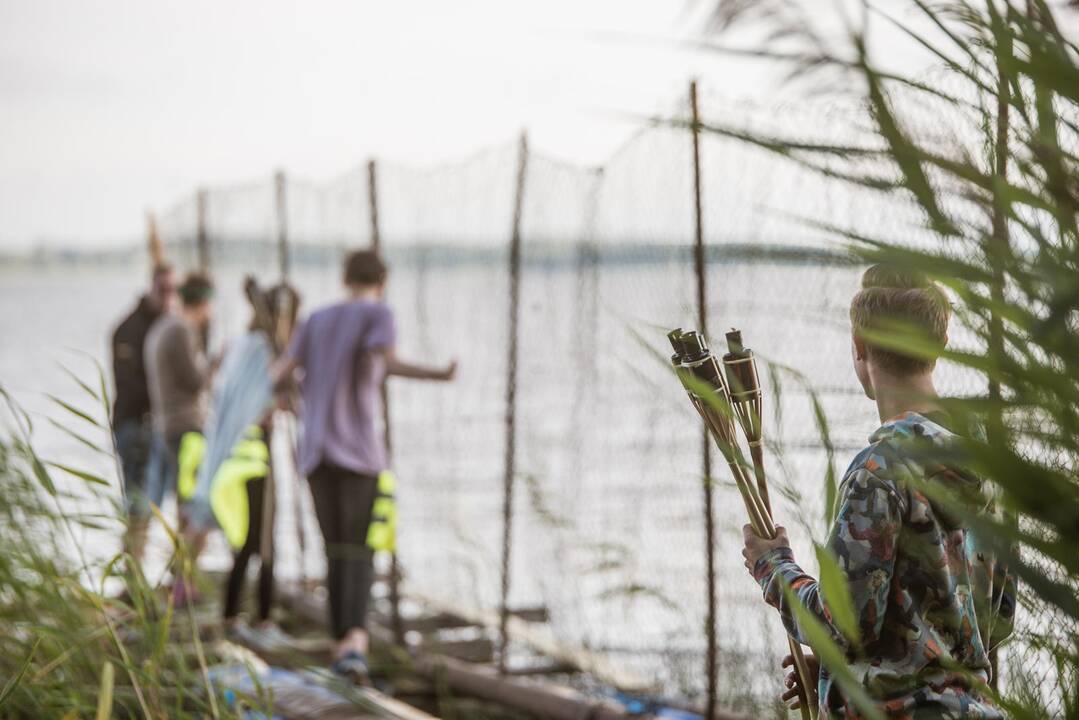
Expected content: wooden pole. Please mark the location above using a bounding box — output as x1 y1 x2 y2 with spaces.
985 5 1023 693
689 80 719 720
196 188 209 273
147 211 165 268
498 131 528 674
194 188 212 351
368 159 381 251
368 156 406 645
276 170 289 281
259 170 290 576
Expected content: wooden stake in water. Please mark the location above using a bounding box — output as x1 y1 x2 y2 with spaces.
498 130 529 673
689 79 720 720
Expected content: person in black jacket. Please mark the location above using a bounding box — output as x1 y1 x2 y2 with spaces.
112 263 177 565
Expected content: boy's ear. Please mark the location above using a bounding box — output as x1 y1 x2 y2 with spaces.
853 334 868 362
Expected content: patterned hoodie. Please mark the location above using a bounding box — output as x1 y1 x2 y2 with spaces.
753 412 1016 718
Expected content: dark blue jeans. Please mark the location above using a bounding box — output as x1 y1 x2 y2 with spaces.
114 418 153 518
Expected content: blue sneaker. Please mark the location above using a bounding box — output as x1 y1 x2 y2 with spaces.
331 650 370 684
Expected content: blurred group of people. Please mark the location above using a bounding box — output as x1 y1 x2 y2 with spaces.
110 249 455 681
110 252 1016 714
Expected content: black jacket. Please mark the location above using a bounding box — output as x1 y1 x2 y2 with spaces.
111 296 161 426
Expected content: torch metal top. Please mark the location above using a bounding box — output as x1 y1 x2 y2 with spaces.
680 330 709 360
725 328 746 356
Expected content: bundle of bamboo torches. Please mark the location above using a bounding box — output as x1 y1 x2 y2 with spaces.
668 327 818 720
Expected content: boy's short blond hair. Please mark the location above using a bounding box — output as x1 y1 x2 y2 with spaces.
850 264 950 376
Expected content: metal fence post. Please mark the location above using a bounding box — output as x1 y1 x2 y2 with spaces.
690 80 719 719
498 131 529 673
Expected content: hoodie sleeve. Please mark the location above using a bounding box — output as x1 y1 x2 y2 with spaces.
754 466 905 649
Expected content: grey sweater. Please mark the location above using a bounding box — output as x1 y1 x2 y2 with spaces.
144 314 208 439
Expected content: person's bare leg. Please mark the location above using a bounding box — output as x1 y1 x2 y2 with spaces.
185 528 209 561
124 519 149 566
171 507 209 605
175 505 209 563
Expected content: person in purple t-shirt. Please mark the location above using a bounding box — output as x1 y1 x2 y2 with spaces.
279 249 455 681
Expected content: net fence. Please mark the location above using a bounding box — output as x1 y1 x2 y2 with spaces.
153 75 1073 716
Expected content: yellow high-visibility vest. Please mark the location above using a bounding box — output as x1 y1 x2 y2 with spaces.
177 431 206 501
211 427 270 549
366 470 397 553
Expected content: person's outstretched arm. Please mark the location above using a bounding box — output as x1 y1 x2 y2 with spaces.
385 350 456 381
743 465 904 650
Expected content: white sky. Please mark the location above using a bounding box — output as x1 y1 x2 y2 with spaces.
1 1 1074 249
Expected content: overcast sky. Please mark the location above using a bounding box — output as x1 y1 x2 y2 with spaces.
1 1 1074 249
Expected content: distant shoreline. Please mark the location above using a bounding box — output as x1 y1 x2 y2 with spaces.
1 240 857 271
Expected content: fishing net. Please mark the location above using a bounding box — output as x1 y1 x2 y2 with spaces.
150 74 1073 716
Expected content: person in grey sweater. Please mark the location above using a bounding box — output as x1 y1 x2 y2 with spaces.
144 272 214 603
145 277 212 442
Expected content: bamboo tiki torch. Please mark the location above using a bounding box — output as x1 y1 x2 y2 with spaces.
722 328 817 717
668 330 771 536
668 328 817 720
722 330 770 514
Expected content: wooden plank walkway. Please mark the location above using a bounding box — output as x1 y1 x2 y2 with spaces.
219 638 436 720
278 582 752 720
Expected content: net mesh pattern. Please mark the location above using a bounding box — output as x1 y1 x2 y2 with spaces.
152 79 1073 715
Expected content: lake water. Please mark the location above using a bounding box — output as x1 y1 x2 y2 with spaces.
0 253 1026 714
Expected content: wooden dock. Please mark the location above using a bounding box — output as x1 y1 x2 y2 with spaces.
180 565 750 720
271 582 749 720
216 631 436 720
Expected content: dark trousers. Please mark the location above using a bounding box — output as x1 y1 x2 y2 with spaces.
308 463 378 640
114 418 153 517
223 476 275 622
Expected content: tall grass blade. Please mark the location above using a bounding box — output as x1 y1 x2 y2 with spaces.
94 661 114 720
45 394 102 429
0 638 40 706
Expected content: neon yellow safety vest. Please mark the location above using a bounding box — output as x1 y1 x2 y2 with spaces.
211 427 270 549
177 431 206 501
366 471 397 553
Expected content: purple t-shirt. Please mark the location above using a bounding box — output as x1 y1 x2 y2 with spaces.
288 299 396 477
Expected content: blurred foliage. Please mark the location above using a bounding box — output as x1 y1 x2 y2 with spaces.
702 0 1078 716
0 376 266 718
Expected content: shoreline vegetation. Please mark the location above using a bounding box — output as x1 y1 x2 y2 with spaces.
699 0 1078 717
0 381 261 718
0 383 541 720
1 1 1075 717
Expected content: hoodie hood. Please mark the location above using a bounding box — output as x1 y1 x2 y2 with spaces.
870 411 993 525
